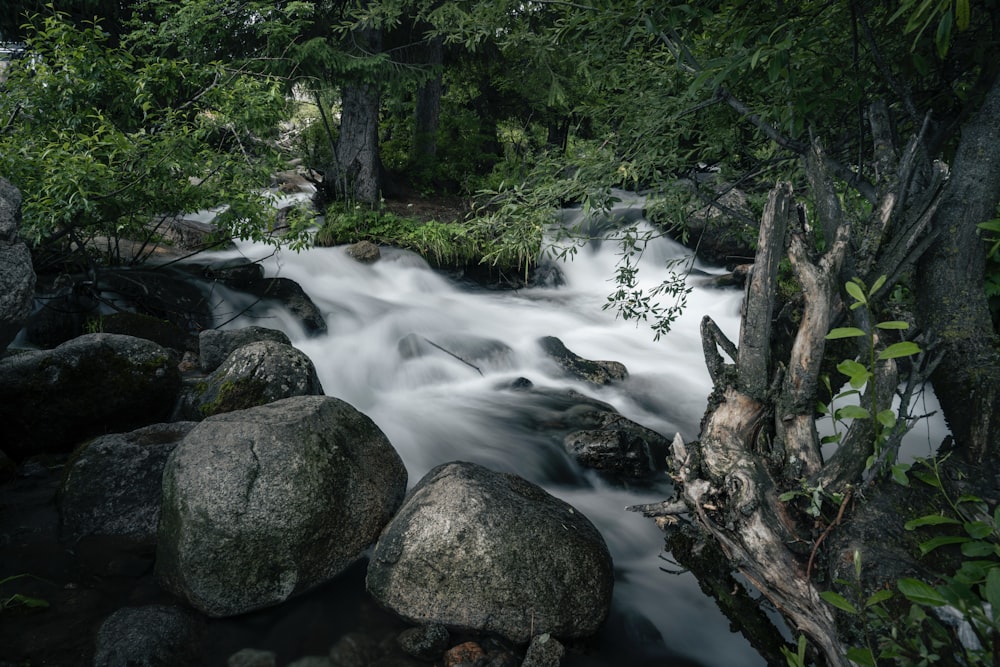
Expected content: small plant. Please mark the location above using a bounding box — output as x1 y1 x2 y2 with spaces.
0 574 49 613
820 275 921 478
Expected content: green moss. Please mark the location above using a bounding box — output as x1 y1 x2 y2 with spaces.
198 377 270 417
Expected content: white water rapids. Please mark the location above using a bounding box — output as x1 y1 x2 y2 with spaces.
194 194 945 665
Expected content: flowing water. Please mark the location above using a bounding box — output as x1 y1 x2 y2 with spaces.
197 192 951 664
196 193 771 666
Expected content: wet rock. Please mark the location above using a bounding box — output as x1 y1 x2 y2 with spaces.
329 632 381 667
228 648 277 667
397 624 450 661
347 240 381 263
366 461 614 644
0 334 180 460
443 641 486 667
0 177 35 352
242 276 327 336
157 395 407 617
537 336 627 386
98 312 197 353
93 605 203 667
563 411 670 478
58 422 196 543
199 326 292 373
179 339 323 419
522 634 565 667
287 657 334 667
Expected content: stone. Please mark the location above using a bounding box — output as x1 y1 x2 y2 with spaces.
180 339 323 419
537 336 628 386
397 624 450 661
199 326 292 373
521 634 565 667
157 395 408 617
0 334 180 460
443 641 486 667
346 240 381 263
562 410 669 479
58 422 196 543
0 177 35 351
366 462 614 644
242 276 327 336
228 648 277 667
328 632 381 667
93 605 203 667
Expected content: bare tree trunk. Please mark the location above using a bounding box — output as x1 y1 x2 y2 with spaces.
412 37 443 168
917 73 1000 463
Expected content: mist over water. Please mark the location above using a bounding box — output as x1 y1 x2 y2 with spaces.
202 201 765 665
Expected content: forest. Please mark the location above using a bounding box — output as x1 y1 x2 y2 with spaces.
3 0 1000 665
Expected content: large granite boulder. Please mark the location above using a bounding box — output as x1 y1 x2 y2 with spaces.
0 334 181 460
58 422 196 543
0 177 35 351
156 395 408 617
366 461 614 643
198 326 291 373
180 339 323 419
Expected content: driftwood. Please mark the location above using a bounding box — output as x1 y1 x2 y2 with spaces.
643 131 947 664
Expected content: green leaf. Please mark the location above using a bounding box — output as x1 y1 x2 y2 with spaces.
964 521 994 539
836 405 871 420
869 275 887 296
919 535 970 556
898 578 948 606
778 491 798 502
905 514 961 529
846 647 876 666
6 593 49 609
961 541 995 557
891 464 911 486
865 589 894 607
875 320 910 330
837 359 871 388
845 279 867 305
986 568 1000 621
878 341 921 360
826 327 867 339
821 434 842 445
877 409 896 429
912 469 942 489
820 590 859 614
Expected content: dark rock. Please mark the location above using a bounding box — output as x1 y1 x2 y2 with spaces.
287 657 334 667
0 334 180 460
329 631 382 667
537 336 627 386
443 641 486 667
92 604 203 667
243 276 327 336
562 411 670 478
157 395 408 617
366 461 614 644
522 634 565 667
58 422 196 543
200 260 265 290
98 268 214 334
347 240 381 263
179 339 323 419
397 624 450 660
199 326 292 373
98 311 197 353
228 648 278 667
672 179 757 268
0 177 35 352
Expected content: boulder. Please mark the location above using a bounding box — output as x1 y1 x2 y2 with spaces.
0 177 36 351
93 605 203 667
562 410 670 479
346 240 381 263
366 461 614 643
537 336 627 386
199 326 292 373
396 624 450 661
241 276 327 336
0 334 181 460
156 395 408 617
58 422 196 543
180 339 323 419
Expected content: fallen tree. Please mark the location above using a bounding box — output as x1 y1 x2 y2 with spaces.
633 73 1000 665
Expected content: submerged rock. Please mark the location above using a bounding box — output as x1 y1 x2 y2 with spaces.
366 461 614 643
537 336 628 386
157 395 407 617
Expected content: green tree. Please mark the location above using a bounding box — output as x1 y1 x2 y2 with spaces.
0 10 297 264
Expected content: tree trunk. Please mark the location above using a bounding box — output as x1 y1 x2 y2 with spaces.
411 37 443 168
333 79 381 205
917 73 1000 463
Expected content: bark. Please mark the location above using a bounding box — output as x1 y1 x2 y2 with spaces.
333 79 382 205
917 73 1000 463
411 37 443 167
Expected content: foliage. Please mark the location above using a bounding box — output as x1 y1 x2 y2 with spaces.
0 574 49 613
821 276 922 479
0 10 303 263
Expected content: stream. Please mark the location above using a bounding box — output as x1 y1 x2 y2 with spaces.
192 192 776 666
191 189 946 665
